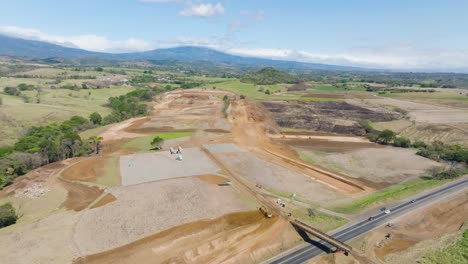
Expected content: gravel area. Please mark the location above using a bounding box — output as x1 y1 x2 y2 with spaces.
0 211 80 264
120 148 220 186
203 143 243 153
74 177 251 255
218 152 343 203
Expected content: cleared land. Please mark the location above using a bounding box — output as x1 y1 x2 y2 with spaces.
120 148 220 186
73 177 252 255
298 146 440 185
262 100 400 135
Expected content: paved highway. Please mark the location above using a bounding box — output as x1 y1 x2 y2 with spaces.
269 177 468 264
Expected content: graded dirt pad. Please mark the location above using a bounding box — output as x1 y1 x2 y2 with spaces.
0 210 80 264
73 177 252 255
281 138 382 152
262 100 400 135
359 97 468 123
62 157 99 182
119 147 220 186
60 180 103 211
400 123 468 144
90 193 117 209
298 147 440 184
74 211 298 264
350 192 468 264
217 151 344 203
196 174 230 184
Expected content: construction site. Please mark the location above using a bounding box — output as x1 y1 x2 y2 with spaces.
0 89 466 264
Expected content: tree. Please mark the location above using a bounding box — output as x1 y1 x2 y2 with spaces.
89 112 102 125
4 87 20 96
265 89 271 95
393 137 411 148
88 136 103 154
223 95 228 101
240 94 246 99
377 129 396 145
150 136 164 150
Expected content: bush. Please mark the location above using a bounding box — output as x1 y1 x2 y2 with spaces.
393 137 411 148
240 94 246 99
4 87 20 96
377 129 396 145
432 168 468 180
358 120 373 133
412 141 427 148
89 112 102 125
0 203 18 228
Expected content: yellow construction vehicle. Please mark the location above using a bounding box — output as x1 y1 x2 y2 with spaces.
259 206 273 218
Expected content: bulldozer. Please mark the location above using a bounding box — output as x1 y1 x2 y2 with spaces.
259 206 273 218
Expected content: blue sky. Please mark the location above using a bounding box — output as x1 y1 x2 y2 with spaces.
1 0 468 70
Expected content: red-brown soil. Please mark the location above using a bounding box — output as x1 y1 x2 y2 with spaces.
90 193 117 209
73 210 298 264
60 180 103 211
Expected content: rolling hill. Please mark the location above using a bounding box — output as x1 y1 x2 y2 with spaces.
0 34 366 71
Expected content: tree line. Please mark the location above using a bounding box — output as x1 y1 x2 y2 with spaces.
0 87 166 189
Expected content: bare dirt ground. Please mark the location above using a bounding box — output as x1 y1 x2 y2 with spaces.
298 147 440 184
351 97 468 144
344 192 468 264
74 211 299 264
1 88 446 264
355 97 468 123
73 177 253 255
120 148 220 186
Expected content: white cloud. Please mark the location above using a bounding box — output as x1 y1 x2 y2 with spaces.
226 45 468 71
140 0 180 2
0 26 154 53
2 25 468 71
180 3 224 17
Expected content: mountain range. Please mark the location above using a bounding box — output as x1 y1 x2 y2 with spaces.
0 34 366 72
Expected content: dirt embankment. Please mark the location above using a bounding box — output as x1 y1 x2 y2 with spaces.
262 101 400 135
73 211 298 264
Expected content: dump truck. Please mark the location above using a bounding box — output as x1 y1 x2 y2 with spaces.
259 206 273 218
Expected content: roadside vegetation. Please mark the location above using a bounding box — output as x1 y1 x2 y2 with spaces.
332 178 450 214
296 209 348 232
419 228 468 264
0 203 18 228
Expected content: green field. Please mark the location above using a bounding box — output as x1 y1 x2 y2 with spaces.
332 178 449 214
419 228 468 264
294 209 348 232
203 79 291 99
120 132 193 151
380 91 468 108
0 86 134 146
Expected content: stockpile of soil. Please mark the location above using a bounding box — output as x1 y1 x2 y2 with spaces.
262 101 400 135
